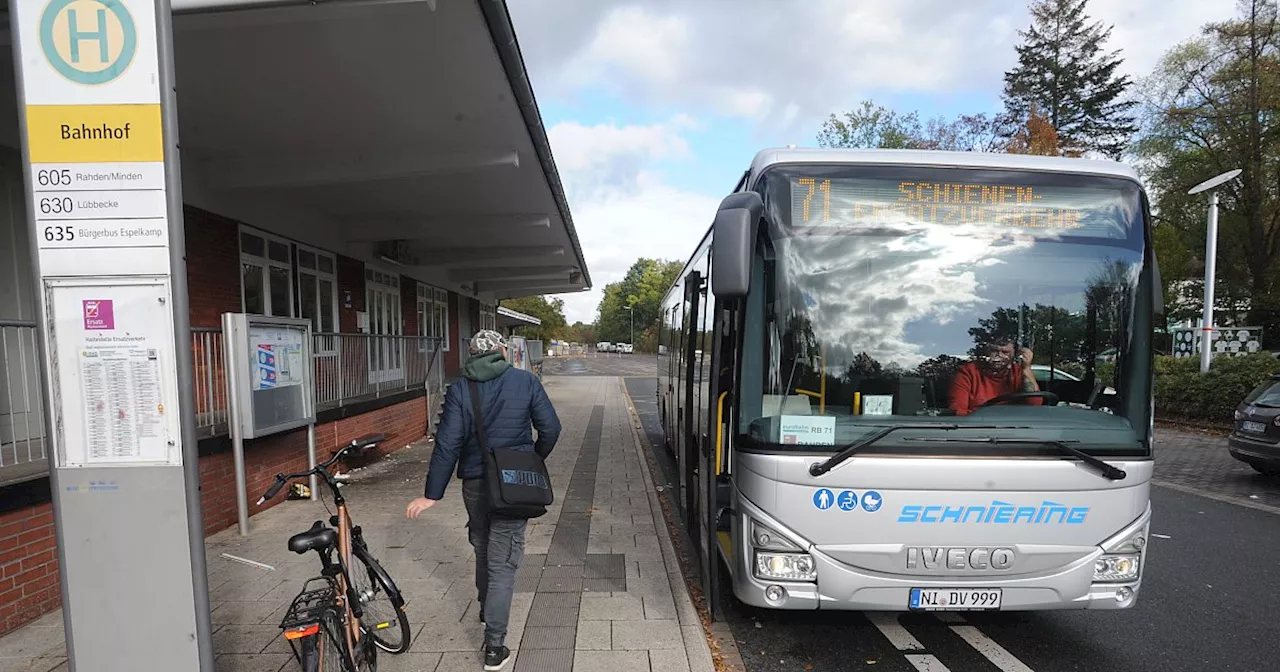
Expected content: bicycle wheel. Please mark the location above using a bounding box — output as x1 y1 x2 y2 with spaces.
300 611 357 672
350 540 411 654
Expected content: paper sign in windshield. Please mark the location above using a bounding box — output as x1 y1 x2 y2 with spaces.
780 415 836 446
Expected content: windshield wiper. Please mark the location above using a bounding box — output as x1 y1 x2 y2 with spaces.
808 424 1029 477
904 436 1128 481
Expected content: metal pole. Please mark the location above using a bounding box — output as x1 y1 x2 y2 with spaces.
157 0 217 655
1200 191 1219 373
307 423 318 502
223 314 250 536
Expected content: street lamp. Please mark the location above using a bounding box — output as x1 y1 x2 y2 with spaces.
623 304 634 354
1187 168 1242 373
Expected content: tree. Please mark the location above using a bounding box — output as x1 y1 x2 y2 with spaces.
818 100 1005 152
1004 106 1065 156
1001 0 1139 158
498 295 568 342
1137 0 1280 345
596 258 684 350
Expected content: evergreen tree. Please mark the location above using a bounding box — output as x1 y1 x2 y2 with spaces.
1001 0 1138 158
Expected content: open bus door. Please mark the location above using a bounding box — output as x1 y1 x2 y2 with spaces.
680 270 728 621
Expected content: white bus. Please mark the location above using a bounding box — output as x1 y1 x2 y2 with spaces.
658 148 1159 617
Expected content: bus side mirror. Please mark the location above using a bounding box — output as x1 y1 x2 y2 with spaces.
711 192 763 299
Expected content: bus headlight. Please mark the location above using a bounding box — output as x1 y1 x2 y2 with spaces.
755 552 817 581
1093 554 1140 582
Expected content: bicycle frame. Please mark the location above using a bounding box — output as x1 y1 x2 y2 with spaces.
263 441 381 669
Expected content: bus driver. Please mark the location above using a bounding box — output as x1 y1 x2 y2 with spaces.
948 337 1043 415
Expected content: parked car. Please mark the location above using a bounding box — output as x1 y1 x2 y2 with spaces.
1029 364 1116 395
618 343 634 354
1227 374 1280 476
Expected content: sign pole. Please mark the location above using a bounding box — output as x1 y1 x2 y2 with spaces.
10 0 213 668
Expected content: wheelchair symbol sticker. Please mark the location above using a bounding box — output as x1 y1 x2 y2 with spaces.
813 488 834 510
836 490 858 511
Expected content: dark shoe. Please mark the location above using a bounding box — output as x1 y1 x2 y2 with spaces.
479 608 486 623
483 645 511 671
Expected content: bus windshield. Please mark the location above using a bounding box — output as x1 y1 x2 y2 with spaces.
738 163 1151 455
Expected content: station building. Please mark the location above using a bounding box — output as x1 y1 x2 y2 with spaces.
0 0 589 635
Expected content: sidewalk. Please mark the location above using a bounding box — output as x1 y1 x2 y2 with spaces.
0 376 715 672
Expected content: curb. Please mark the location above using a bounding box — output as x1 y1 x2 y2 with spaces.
1152 480 1280 515
617 379 741 672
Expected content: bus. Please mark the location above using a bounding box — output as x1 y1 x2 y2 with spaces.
657 148 1160 617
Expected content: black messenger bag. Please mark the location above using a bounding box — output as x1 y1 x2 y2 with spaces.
467 379 553 519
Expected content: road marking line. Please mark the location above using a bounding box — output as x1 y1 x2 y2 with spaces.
933 611 966 624
905 653 954 671
868 612 925 651
951 625 1036 672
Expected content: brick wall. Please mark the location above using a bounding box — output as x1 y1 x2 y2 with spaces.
0 501 59 636
0 395 427 636
183 206 241 329
200 395 428 536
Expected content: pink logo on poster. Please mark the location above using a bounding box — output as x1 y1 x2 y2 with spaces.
83 300 115 330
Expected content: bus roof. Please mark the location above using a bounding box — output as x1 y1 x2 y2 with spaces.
747 147 1141 185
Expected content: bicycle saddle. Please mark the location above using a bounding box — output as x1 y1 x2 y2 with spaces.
288 520 337 554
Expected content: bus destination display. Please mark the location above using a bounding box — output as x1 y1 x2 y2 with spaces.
791 176 1129 237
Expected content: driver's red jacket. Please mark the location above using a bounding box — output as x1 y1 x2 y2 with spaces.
947 362 1044 416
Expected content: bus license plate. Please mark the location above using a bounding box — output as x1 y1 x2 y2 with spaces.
909 588 1002 611
1242 421 1268 434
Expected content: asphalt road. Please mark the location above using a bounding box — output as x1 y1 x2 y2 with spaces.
615 374 1280 672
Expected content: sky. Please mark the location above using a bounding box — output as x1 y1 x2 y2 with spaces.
507 0 1238 325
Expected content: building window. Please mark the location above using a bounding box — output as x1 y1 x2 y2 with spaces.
479 301 497 331
366 266 403 383
416 283 452 354
240 227 293 318
434 288 450 352
297 245 338 335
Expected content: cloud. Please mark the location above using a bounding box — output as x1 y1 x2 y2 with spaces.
545 119 719 323
511 0 1236 133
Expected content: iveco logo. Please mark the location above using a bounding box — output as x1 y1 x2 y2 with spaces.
906 547 1015 571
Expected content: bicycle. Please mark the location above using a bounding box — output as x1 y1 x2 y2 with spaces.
257 437 412 671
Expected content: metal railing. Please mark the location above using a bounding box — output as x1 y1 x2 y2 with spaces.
1 328 448 484
191 331 446 436
313 334 445 409
0 320 48 487
192 327 229 435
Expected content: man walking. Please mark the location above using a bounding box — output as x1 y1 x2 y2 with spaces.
406 330 561 671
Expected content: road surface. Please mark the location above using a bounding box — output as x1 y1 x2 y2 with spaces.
612 373 1280 672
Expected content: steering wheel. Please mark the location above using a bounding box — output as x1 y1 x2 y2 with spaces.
980 391 1060 407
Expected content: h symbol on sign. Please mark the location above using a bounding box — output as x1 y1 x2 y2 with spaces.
66 9 110 64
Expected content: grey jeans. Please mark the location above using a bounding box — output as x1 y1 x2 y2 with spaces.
462 478 527 647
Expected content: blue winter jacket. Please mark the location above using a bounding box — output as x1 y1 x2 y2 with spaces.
423 352 561 500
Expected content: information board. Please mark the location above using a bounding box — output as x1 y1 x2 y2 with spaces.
48 278 180 467
223 314 315 440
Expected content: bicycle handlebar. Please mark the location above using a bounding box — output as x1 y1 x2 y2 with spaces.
255 441 367 505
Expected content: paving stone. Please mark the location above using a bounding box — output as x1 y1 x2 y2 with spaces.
643 595 678 620
532 593 581 610
514 648 575 672
573 650 650 672
538 576 584 592
583 578 628 593
1153 428 1280 509
212 653 291 672
580 594 645 621
521 626 577 650
575 619 612 651
649 648 692 672
524 606 580 628
612 619 683 651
